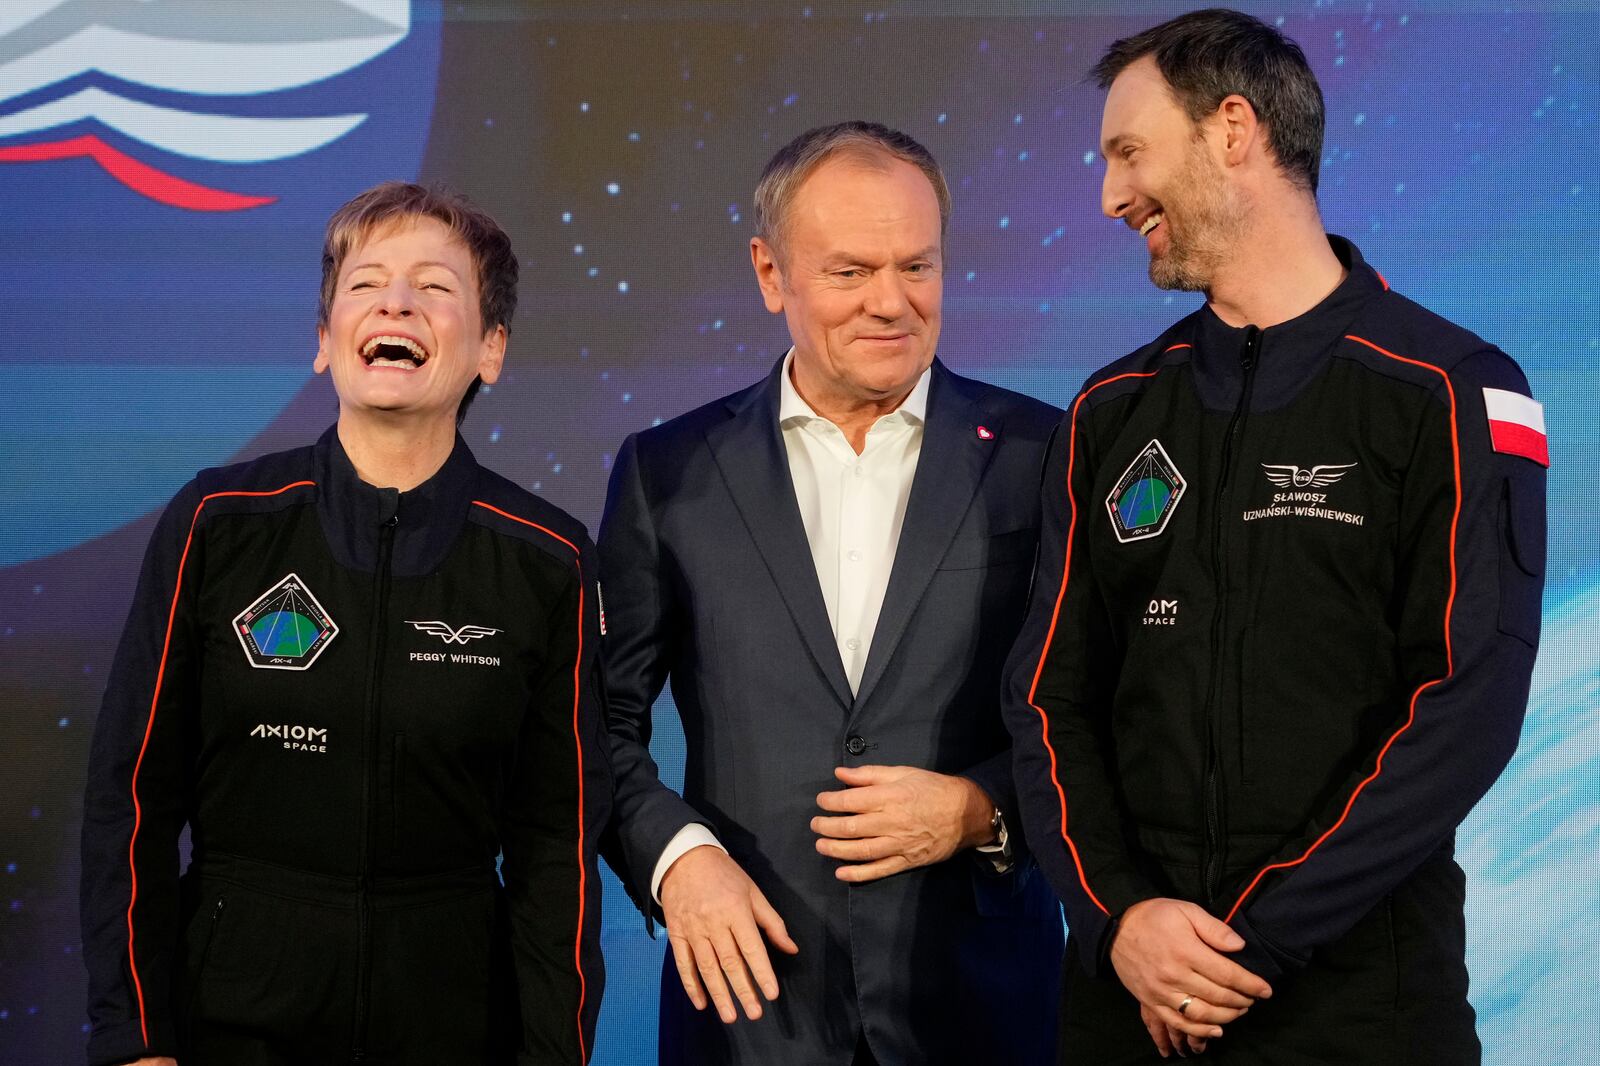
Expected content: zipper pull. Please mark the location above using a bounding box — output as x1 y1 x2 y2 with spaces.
376 486 400 528
1240 325 1262 371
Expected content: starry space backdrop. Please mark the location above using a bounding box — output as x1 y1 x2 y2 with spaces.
1 1 1596 1062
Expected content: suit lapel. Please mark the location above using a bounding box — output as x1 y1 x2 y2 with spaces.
853 362 994 711
704 361 854 709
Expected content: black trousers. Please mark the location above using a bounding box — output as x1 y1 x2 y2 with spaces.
1056 857 1481 1066
176 853 513 1065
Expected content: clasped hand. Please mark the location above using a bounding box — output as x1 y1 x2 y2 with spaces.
1111 897 1273 1059
810 764 995 882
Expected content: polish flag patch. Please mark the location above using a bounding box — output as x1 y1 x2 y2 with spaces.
1482 387 1549 467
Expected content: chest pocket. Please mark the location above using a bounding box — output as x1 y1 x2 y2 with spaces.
936 526 1038 571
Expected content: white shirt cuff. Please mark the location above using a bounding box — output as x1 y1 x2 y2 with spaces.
973 808 1014 874
651 823 726 905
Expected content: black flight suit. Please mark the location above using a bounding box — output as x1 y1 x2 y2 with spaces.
81 428 610 1065
1005 238 1545 1065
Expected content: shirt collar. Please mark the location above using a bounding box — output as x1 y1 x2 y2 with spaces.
777 348 931 429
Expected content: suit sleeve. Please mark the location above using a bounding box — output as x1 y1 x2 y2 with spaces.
958 748 1019 867
597 433 717 919
1002 403 1160 972
1225 348 1544 981
80 482 205 1066
500 540 611 1064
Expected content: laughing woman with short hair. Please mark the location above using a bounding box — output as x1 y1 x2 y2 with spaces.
80 182 609 1066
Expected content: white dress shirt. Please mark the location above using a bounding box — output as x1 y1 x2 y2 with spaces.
649 352 930 902
778 350 929 693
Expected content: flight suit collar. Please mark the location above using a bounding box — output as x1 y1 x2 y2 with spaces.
1191 235 1387 412
314 425 479 576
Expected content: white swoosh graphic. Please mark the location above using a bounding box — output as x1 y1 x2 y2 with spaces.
0 1 410 106
0 26 406 104
0 85 364 161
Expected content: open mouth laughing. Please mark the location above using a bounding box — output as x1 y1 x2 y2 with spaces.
360 334 430 370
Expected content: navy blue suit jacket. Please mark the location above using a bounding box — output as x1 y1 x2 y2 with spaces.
599 358 1065 1065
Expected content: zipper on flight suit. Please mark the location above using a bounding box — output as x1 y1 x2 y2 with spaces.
1202 326 1260 904
351 510 396 1063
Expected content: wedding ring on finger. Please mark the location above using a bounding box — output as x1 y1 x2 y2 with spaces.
1177 995 1194 1016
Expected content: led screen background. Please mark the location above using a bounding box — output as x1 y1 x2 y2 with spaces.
1 2 1595 1062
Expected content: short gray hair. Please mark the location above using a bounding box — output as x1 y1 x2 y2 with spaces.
753 121 952 257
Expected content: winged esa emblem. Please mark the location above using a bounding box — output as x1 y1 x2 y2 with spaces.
407 620 503 645
1260 463 1357 489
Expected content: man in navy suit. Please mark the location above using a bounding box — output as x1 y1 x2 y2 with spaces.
599 122 1065 1065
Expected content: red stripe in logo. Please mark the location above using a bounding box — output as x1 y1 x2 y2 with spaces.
0 135 275 212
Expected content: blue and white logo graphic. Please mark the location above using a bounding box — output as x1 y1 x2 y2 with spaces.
0 1 441 566
0 1 414 210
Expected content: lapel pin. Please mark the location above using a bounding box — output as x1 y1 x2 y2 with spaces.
976 425 994 440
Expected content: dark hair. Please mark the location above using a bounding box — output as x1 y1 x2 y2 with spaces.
1091 8 1324 194
754 121 951 257
319 181 518 423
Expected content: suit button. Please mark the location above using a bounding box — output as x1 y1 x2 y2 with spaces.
845 735 868 756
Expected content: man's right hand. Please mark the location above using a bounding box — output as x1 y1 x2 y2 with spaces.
659 844 799 1024
1110 897 1273 1043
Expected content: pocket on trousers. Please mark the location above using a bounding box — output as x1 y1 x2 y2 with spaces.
181 892 228 1029
187 882 353 1033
